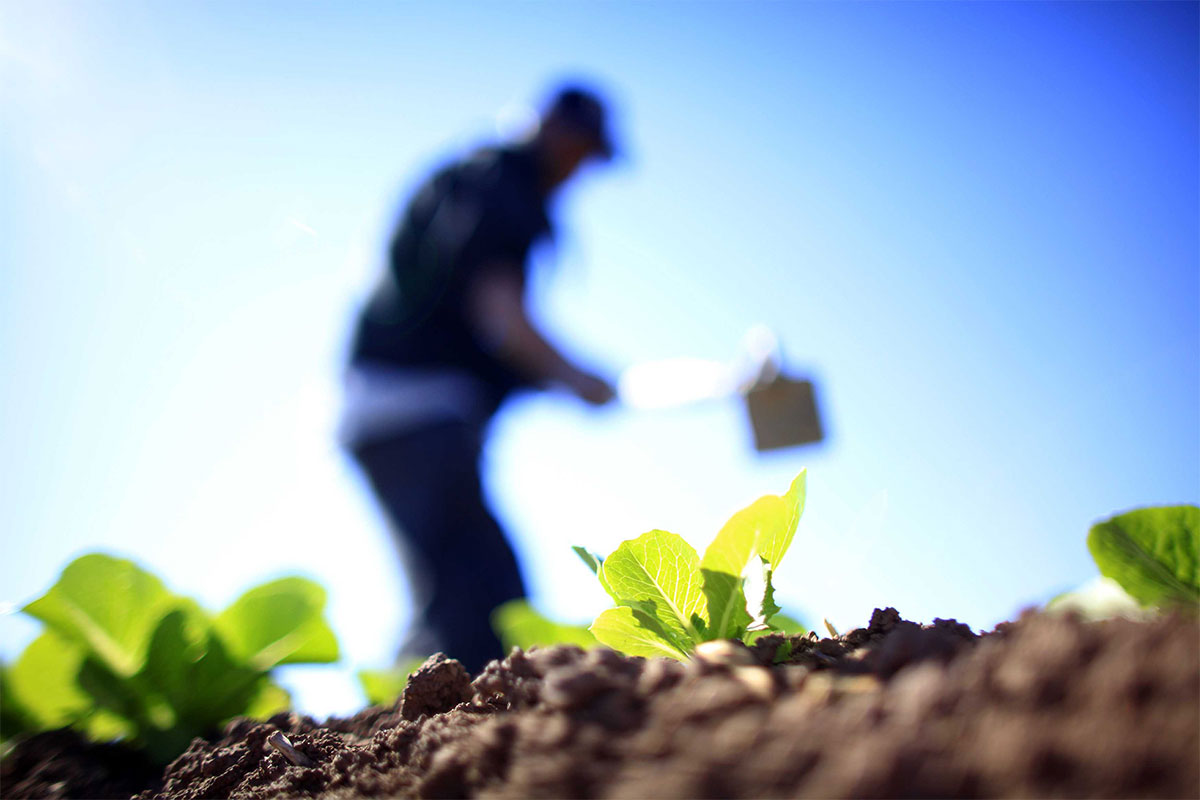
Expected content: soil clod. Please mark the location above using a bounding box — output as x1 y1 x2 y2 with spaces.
400 653 474 721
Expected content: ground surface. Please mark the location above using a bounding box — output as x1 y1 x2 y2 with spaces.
4 608 1197 798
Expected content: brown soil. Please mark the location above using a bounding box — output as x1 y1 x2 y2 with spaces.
4 608 1197 799
0 728 160 799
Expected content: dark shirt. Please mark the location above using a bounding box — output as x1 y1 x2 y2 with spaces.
349 144 552 410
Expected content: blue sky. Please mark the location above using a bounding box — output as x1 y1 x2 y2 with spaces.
2 1 1197 717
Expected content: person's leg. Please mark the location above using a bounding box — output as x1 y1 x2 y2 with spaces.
436 470 527 670
350 421 527 673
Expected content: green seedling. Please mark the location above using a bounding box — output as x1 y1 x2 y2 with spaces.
0 553 338 763
491 599 597 652
1049 505 1199 619
575 470 807 660
1087 505 1199 610
357 657 427 707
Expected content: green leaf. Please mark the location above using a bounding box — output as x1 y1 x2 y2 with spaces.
213 577 339 670
358 662 423 707
1087 506 1199 609
0 665 36 742
700 497 777 639
9 554 345 766
745 611 807 644
600 530 706 648
79 710 134 742
138 609 264 731
243 681 292 720
572 546 603 576
491 599 596 652
22 554 180 677
745 556 781 631
5 631 92 731
768 613 808 635
697 568 747 641
757 469 807 570
583 471 810 658
137 608 208 710
589 607 690 660
698 471 808 639
358 669 407 707
78 657 162 732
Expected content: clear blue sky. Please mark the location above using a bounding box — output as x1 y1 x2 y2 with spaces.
2 1 1197 717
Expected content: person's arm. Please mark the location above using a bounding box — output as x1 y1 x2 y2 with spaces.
466 264 614 405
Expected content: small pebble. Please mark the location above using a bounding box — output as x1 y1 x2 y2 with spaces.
693 639 757 667
266 731 314 767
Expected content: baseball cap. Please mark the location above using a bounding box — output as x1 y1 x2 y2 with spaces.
543 84 616 160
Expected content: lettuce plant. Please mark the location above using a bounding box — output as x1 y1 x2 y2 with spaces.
0 553 338 763
357 658 427 708
491 598 597 652
1087 505 1199 610
575 470 806 659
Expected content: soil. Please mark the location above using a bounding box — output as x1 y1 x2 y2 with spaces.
3 608 1197 799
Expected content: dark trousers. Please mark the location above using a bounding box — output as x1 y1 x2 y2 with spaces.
350 420 527 675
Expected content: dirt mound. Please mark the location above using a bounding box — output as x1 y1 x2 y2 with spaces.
5 609 1197 798
0 728 160 799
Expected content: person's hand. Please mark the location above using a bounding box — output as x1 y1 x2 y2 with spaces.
567 370 616 406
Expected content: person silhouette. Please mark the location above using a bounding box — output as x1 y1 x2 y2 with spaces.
340 84 617 674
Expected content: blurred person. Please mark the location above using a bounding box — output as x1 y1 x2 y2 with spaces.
340 85 617 674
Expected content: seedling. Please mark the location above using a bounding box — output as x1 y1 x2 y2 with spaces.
356 657 427 707
491 599 597 652
1047 505 1198 619
1086 505 1199 610
0 553 339 763
574 470 807 660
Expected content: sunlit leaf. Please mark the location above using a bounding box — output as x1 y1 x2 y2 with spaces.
11 552 344 765
1087 506 1199 608
701 496 784 638
243 681 291 720
769 613 808 635
572 546 603 576
139 608 264 730
358 663 423 707
5 631 91 730
590 607 690 661
700 471 807 638
491 599 596 652
78 657 159 731
22 554 179 677
757 469 807 570
79 709 134 742
214 577 339 670
600 530 705 648
746 556 781 630
0 665 36 742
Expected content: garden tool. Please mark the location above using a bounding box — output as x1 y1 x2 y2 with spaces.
617 325 824 452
